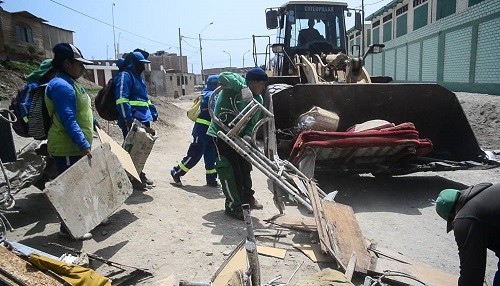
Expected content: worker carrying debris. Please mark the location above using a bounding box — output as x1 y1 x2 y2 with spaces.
436 182 500 286
207 67 267 220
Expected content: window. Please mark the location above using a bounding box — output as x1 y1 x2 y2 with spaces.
396 5 408 16
372 20 380 28
177 76 180 86
349 34 355 40
169 76 172 81
15 25 33 43
383 14 393 23
468 0 485 6
413 3 428 30
356 31 361 36
366 29 371 46
383 22 392 42
396 13 407 37
372 27 380 44
413 0 428 7
436 0 456 20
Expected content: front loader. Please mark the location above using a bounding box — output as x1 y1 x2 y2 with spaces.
256 1 498 177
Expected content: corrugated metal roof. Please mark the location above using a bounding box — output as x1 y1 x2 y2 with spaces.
11 11 47 22
365 0 404 21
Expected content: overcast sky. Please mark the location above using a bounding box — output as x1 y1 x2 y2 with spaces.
2 0 387 73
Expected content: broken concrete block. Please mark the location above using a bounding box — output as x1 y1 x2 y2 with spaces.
44 142 133 239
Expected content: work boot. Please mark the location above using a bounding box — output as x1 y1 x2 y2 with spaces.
140 172 154 186
224 208 244 221
170 169 182 186
206 180 221 188
131 178 146 190
249 197 263 210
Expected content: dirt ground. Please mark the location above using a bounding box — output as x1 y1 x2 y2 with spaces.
1 90 500 285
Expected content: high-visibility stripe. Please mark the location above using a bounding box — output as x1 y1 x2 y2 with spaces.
22 116 28 123
206 169 217 174
129 100 149 107
195 118 211 126
116 98 129 104
147 100 152 105
179 162 190 172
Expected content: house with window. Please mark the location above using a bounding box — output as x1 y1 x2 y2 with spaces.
355 0 499 95
0 5 73 60
347 24 371 56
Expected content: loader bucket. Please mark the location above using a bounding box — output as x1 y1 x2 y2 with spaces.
271 83 486 164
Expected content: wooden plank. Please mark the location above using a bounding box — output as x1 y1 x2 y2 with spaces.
344 252 356 281
321 201 372 273
0 246 62 286
306 181 331 254
212 241 247 286
257 245 286 259
44 142 133 239
370 258 459 286
96 127 140 181
264 214 317 232
292 243 334 263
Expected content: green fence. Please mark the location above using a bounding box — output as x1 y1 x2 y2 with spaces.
365 0 500 95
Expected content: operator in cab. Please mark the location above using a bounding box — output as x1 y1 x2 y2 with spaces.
298 19 324 46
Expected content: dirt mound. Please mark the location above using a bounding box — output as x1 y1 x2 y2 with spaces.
0 65 26 100
456 92 500 150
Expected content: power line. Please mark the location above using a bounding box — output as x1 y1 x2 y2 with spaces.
183 35 253 41
48 0 180 50
364 0 386 6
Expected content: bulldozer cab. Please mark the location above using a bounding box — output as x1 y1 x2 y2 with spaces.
266 1 349 77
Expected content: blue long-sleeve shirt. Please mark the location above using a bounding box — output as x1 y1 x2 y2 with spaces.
114 68 157 125
46 72 92 152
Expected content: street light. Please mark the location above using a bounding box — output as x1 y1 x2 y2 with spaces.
199 22 213 83
242 49 251 67
112 3 117 59
223 50 232 67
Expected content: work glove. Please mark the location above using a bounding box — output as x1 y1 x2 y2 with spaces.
240 87 253 102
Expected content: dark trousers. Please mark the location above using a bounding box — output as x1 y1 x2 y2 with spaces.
172 134 217 183
214 138 254 211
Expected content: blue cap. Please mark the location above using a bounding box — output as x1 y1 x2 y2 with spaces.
245 67 268 82
133 51 151 64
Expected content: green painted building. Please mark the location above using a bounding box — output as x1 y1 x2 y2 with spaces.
359 0 499 95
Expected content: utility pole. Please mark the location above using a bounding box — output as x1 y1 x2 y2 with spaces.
112 3 117 59
178 28 185 96
199 22 213 84
242 49 250 67
199 34 204 83
361 0 365 55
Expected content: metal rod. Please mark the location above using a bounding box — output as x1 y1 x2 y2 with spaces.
242 204 260 286
219 132 312 211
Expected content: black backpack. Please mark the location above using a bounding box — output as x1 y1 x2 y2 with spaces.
27 84 51 140
95 77 118 121
9 86 30 137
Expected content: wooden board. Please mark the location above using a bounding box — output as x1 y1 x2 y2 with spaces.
264 214 317 232
0 246 62 285
321 201 372 273
292 243 334 263
370 258 459 286
44 142 133 238
306 181 332 255
257 245 287 259
96 127 140 181
212 242 247 286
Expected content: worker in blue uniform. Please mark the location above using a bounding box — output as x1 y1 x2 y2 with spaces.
171 75 220 187
115 50 158 187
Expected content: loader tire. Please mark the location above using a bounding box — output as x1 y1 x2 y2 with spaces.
257 84 293 141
